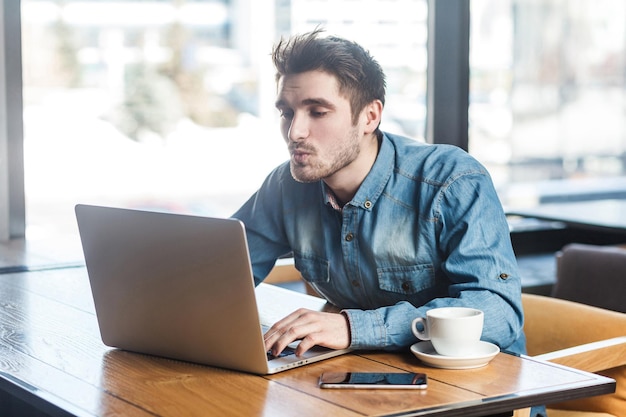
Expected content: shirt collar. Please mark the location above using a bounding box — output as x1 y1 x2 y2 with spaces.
325 187 344 212
322 132 395 212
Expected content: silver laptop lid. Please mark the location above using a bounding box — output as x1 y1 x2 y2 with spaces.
75 204 271 374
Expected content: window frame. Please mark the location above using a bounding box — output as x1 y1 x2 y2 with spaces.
1 0 25 240
1 0 470 241
426 0 469 150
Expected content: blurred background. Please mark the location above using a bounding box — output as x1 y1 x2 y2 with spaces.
17 0 626 243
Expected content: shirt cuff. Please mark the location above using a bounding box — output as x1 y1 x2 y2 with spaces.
341 308 388 350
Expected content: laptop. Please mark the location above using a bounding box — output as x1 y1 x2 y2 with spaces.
75 204 350 374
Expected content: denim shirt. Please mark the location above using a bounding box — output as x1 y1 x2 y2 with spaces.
232 132 526 354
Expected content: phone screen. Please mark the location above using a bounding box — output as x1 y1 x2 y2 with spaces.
319 372 427 389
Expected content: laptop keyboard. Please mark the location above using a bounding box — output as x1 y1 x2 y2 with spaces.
266 346 296 361
262 324 297 360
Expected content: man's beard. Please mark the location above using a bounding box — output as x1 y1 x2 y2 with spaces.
289 128 360 183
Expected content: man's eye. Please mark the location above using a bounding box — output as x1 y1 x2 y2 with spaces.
279 110 293 119
311 110 328 117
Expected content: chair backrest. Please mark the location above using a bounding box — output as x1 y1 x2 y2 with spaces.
522 293 626 416
523 293 626 356
552 243 626 313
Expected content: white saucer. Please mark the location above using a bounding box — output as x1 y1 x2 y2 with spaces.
410 341 500 369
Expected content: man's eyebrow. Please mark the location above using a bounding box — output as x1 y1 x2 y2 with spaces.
274 98 336 109
302 98 336 109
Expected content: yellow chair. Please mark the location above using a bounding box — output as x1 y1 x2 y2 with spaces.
520 293 626 417
263 258 319 296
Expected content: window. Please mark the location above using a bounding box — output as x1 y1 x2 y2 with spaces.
6 0 625 244
19 0 428 242
470 0 626 206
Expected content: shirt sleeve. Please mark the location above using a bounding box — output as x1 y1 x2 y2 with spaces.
344 171 525 352
231 163 293 284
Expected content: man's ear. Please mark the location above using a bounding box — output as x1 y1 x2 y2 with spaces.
362 99 383 134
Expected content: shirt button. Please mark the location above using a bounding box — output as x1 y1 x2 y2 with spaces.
345 233 354 242
364 201 372 209
402 282 411 292
499 273 509 279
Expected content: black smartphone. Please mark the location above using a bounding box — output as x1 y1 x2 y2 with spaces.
318 372 428 389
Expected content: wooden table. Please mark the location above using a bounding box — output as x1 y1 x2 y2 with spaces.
0 267 615 417
507 199 626 234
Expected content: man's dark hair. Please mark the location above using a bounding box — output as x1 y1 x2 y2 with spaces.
272 28 386 126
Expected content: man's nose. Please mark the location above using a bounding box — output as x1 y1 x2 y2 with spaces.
288 114 308 142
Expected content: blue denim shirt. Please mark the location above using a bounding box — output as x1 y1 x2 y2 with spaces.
232 132 526 354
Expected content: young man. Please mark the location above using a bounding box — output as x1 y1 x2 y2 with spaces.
232 29 526 360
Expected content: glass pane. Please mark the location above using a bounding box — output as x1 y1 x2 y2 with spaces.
470 0 626 207
21 0 427 244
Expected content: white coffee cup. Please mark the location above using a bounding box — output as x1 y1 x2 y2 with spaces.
411 307 484 357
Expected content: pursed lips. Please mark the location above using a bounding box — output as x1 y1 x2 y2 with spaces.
289 146 315 164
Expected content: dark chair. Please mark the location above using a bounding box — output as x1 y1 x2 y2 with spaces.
552 243 626 313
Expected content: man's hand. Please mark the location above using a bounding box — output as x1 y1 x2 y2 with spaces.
263 308 350 357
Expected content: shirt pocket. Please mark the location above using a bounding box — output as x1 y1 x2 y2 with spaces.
294 254 330 284
377 264 435 295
